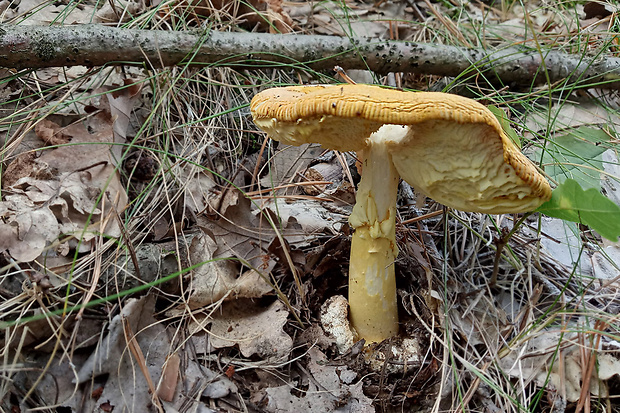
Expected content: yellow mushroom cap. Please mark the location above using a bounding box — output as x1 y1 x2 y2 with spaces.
250 84 552 213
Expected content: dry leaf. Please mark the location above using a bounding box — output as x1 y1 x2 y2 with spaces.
265 0 294 33
602 150 620 207
2 152 41 188
525 101 620 134
11 0 97 24
206 299 293 360
186 231 274 308
75 296 168 412
449 292 509 348
583 2 613 19
0 85 134 262
157 352 180 402
0 199 60 262
260 144 323 189
500 329 620 402
261 347 373 412
591 244 620 281
94 0 144 23
198 190 302 269
34 119 71 146
179 166 218 214
261 197 344 239
538 217 592 275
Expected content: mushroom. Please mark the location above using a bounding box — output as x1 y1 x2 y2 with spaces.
250 84 552 343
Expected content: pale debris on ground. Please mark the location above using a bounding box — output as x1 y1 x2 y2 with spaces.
257 347 374 413
500 328 620 402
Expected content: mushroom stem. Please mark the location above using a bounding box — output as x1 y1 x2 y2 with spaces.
348 126 403 343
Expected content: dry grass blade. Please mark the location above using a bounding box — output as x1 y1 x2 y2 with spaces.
122 317 164 413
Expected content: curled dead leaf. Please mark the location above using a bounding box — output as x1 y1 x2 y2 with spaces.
186 231 274 308
35 119 71 146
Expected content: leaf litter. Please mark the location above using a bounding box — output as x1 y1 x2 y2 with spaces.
1 85 134 262
258 347 374 413
2 0 620 412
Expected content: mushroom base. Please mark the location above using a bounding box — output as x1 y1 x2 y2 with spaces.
349 226 399 343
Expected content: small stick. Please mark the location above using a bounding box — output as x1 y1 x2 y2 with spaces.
489 212 532 287
334 66 357 84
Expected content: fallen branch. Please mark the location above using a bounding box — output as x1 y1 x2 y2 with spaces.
1 24 620 89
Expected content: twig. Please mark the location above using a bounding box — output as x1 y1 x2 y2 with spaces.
2 25 620 89
334 65 357 84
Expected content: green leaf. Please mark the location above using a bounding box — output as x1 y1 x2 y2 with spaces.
536 126 610 190
537 179 620 241
489 105 521 148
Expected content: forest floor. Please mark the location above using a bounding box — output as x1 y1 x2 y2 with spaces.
1 0 620 412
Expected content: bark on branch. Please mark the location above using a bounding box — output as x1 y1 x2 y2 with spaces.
1 24 620 89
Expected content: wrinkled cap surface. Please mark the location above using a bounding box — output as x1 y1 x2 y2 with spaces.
250 84 552 213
